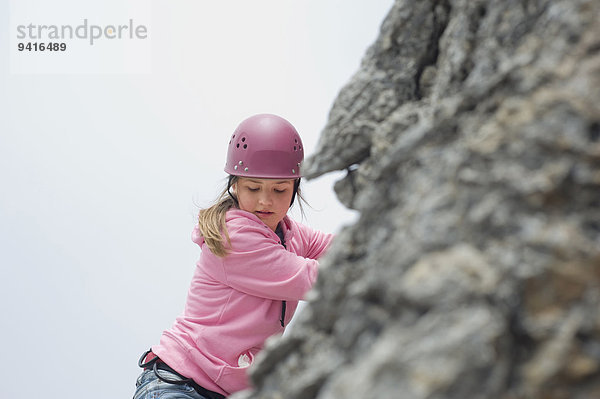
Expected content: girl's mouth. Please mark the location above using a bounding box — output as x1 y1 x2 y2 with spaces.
256 211 273 216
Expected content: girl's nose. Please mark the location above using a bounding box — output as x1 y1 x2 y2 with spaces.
258 192 273 205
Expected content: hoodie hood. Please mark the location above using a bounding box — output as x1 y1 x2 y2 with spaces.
191 209 296 248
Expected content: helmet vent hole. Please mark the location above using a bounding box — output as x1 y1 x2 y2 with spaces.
295 139 298 143
241 137 246 142
294 146 297 151
243 144 248 149
236 143 240 148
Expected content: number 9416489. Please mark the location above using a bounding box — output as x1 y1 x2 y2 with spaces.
18 42 66 51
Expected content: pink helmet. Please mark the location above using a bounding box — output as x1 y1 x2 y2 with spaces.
224 114 304 179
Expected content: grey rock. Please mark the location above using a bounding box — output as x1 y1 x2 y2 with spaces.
233 0 600 398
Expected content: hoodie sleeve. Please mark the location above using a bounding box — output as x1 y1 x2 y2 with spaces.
293 220 335 260
215 222 319 301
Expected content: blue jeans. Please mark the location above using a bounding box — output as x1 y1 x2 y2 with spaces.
133 369 209 399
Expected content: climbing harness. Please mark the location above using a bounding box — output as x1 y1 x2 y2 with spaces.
138 349 225 399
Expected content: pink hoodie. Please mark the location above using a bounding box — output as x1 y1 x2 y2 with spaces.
152 209 333 396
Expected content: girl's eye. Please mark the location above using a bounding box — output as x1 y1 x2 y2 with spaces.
274 189 286 193
247 187 260 192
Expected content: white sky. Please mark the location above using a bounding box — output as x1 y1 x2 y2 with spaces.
0 1 393 398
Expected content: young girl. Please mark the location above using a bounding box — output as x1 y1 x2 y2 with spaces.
133 114 334 399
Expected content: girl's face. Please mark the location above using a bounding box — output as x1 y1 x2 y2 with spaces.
234 177 295 231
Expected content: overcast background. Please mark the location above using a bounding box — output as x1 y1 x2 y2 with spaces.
0 1 393 397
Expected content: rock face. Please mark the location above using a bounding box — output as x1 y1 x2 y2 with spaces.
236 0 600 398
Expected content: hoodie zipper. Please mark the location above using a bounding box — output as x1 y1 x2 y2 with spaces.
275 223 287 327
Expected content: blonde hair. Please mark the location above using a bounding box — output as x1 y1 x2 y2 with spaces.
197 176 305 257
197 176 238 257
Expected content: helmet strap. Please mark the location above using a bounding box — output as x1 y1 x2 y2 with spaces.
227 175 239 206
290 178 301 207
